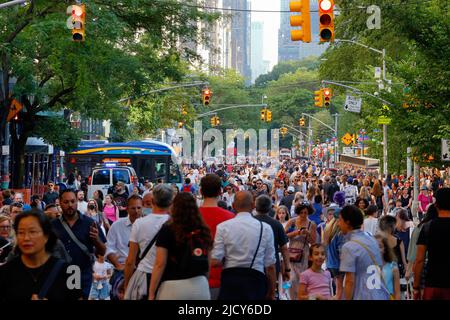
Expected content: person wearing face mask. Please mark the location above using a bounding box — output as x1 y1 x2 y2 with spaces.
106 194 143 300
142 192 153 216
86 200 109 236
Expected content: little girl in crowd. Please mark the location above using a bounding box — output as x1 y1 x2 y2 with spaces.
89 255 113 300
298 244 332 300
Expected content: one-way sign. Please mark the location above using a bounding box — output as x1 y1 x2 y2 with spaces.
344 95 362 113
442 139 449 161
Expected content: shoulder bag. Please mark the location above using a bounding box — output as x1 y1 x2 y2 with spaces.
59 216 95 264
37 260 65 299
219 220 268 300
288 221 311 263
135 228 162 268
350 239 394 300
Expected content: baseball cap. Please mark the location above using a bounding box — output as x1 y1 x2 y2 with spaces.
287 186 295 193
421 185 428 190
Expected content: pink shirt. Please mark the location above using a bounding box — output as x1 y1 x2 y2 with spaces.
299 268 332 299
418 193 432 212
103 204 117 222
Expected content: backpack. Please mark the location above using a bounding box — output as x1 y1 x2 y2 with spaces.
175 229 209 274
182 184 193 193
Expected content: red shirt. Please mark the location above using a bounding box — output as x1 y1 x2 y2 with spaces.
199 206 235 288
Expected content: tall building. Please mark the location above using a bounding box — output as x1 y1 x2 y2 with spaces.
223 0 252 83
251 21 264 83
278 0 328 63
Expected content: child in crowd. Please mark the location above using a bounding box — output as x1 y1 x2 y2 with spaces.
298 244 332 300
375 234 401 300
89 255 113 300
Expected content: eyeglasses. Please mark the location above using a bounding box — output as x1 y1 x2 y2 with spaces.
0 225 12 230
48 184 54 187
17 230 43 238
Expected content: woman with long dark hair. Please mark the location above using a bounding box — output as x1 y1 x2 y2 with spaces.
148 192 213 300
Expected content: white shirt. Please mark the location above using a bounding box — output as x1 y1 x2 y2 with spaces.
129 213 170 273
78 201 88 214
212 212 276 273
106 217 133 265
363 217 379 236
93 261 113 278
222 193 235 208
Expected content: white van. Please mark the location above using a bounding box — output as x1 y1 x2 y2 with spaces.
87 165 137 199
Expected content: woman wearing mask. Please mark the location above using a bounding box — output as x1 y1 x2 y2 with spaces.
86 200 109 236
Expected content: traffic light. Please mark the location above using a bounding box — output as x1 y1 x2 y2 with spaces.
71 4 86 42
318 0 334 42
280 127 288 137
323 88 332 107
299 117 305 127
314 89 323 107
202 87 212 106
181 106 188 116
351 134 357 145
178 121 184 129
261 109 266 121
289 1 311 43
210 116 220 127
266 110 272 122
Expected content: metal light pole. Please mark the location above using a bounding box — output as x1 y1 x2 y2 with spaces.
0 0 28 9
308 120 312 159
407 147 412 178
383 124 388 177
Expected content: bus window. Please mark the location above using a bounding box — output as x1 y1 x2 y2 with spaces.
154 159 167 182
168 161 181 183
112 169 131 184
93 170 110 185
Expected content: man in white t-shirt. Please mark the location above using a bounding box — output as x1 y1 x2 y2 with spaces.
77 190 88 214
124 184 173 300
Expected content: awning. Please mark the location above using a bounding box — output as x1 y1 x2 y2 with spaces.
25 137 54 154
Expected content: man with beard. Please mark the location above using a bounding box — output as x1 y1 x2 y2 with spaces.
52 190 107 298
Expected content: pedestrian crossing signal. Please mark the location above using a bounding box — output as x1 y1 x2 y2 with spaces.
299 117 305 127
266 110 272 122
314 90 323 107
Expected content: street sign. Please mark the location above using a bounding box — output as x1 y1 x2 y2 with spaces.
378 116 391 125
2 145 9 155
343 147 354 155
374 67 382 79
7 99 23 122
341 133 353 145
344 95 362 113
442 139 450 161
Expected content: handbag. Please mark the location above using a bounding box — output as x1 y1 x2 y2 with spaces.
219 220 268 300
288 222 311 263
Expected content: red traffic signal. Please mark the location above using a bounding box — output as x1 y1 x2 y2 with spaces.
318 0 334 42
323 88 332 107
202 88 212 106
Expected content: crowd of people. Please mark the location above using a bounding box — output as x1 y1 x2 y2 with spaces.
0 158 449 301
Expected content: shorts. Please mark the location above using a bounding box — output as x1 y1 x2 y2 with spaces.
329 268 344 278
89 280 110 300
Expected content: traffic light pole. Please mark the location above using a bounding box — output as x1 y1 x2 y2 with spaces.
197 104 268 118
0 0 28 9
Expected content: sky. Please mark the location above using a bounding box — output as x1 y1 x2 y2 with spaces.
250 0 280 70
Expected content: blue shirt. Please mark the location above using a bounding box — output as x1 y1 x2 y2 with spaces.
340 230 390 300
52 212 107 273
326 232 344 270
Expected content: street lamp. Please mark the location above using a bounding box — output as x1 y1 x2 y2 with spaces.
261 95 267 105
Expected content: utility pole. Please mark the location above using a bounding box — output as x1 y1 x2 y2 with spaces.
407 147 412 178
412 161 420 223
333 113 339 166
383 124 388 177
308 120 312 159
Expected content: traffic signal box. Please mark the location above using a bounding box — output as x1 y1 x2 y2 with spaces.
202 88 212 106
210 116 220 127
266 110 272 122
261 109 266 121
72 4 86 41
323 88 332 107
314 89 323 107
178 122 184 129
299 117 306 127
318 0 334 42
280 127 288 137
289 1 311 43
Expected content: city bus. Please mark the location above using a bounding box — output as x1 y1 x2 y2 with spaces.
66 140 182 184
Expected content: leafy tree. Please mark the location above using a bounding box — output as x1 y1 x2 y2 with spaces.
0 0 218 187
